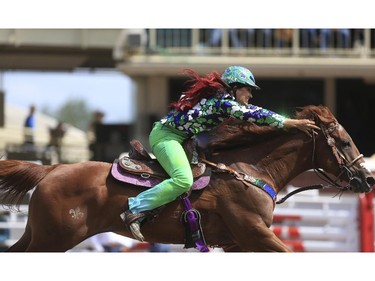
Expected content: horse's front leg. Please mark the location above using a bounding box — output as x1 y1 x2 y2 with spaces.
222 210 292 252
250 224 293 252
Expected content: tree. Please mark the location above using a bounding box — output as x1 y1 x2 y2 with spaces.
42 98 93 131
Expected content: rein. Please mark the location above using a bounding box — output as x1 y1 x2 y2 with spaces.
311 123 363 189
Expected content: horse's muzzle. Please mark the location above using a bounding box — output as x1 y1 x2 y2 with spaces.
349 174 375 193
365 175 375 192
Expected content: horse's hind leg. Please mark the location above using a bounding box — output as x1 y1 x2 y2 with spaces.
5 224 32 252
24 222 83 252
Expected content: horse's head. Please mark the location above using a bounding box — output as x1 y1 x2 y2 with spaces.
300 105 375 193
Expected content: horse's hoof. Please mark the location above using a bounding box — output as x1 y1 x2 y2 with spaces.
129 221 144 242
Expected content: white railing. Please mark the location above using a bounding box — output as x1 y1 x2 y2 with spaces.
272 193 360 252
0 205 28 249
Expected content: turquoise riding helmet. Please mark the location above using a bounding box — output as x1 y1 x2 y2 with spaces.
221 65 261 90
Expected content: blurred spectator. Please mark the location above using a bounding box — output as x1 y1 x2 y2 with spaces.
209 29 220 46
274 29 293 48
23 104 36 145
352 29 364 49
46 121 67 163
210 29 246 48
210 29 272 48
230 29 255 48
87 110 105 161
336 29 351 48
301 29 319 48
302 29 351 50
210 29 227 47
257 29 272 48
320 29 350 49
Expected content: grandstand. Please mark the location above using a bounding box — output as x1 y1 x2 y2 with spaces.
115 29 375 157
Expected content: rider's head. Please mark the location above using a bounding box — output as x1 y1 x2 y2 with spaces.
221 66 261 95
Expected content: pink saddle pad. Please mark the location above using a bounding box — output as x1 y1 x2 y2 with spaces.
111 162 210 190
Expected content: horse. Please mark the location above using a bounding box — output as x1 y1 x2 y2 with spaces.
0 105 373 252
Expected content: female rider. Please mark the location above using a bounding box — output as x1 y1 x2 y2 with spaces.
123 65 319 241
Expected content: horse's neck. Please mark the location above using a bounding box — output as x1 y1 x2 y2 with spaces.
216 134 313 194
266 137 313 192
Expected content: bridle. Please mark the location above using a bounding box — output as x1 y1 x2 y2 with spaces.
276 120 364 204
312 122 363 189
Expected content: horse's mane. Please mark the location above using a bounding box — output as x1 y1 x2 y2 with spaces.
197 104 336 150
295 104 336 123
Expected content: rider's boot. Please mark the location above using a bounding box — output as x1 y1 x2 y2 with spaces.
129 221 144 242
122 210 145 242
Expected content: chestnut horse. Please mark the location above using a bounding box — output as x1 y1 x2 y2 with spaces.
0 105 374 252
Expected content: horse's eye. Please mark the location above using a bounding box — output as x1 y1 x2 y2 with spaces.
341 140 351 148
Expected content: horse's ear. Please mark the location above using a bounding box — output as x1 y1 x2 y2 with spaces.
311 112 319 122
312 112 328 127
313 112 338 130
296 106 319 123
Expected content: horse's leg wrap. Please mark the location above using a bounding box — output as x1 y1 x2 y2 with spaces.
181 199 209 252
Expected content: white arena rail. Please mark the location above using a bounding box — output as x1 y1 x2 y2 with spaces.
272 192 361 252
0 205 28 249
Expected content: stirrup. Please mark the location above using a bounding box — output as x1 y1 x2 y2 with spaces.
122 210 146 242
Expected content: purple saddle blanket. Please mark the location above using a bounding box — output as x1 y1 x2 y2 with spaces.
111 161 211 191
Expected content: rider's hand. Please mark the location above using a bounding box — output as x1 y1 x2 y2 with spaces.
283 118 320 137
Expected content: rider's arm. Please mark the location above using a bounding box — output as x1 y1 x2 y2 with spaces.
221 100 286 128
221 99 319 136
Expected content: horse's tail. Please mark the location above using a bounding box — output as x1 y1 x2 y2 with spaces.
0 160 57 208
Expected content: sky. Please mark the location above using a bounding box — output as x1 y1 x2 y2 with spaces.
1 70 136 124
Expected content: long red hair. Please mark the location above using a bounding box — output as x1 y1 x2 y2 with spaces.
171 69 227 111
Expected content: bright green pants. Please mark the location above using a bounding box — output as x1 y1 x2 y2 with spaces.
128 122 193 214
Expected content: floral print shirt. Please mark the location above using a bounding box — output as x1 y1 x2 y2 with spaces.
160 92 286 137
